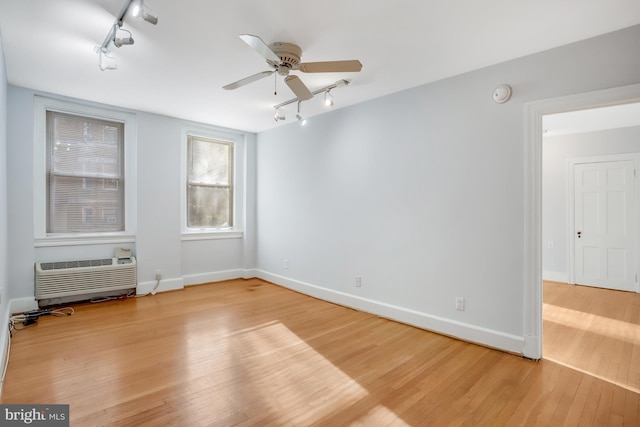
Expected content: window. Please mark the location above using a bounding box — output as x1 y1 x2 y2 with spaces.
186 135 233 228
34 96 137 245
46 111 124 233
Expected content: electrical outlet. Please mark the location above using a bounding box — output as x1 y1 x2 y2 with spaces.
155 271 162 281
456 297 465 311
355 276 362 287
283 259 289 269
547 241 555 249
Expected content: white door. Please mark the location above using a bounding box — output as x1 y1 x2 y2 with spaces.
574 160 637 292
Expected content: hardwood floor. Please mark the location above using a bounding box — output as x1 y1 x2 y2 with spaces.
543 281 640 394
1 278 638 426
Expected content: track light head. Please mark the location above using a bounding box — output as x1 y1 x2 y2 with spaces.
114 37 134 47
131 0 158 25
324 90 334 107
113 25 134 47
274 108 285 122
296 101 306 125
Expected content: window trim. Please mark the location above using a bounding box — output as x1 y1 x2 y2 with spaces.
34 96 137 244
180 124 244 240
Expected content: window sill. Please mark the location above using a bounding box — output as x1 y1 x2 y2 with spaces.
181 230 244 241
34 234 136 248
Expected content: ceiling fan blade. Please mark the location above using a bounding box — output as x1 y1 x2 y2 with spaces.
284 75 313 100
297 60 362 73
239 34 281 64
223 71 274 90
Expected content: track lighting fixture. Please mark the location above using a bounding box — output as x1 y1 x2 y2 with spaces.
131 0 158 25
272 79 349 122
95 0 158 70
324 90 334 107
274 108 285 122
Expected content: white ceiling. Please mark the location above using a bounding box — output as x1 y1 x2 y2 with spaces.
1 0 639 133
543 102 640 137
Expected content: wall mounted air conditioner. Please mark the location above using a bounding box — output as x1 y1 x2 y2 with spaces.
35 257 137 304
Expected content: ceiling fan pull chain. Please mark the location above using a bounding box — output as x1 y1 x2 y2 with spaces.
274 71 278 96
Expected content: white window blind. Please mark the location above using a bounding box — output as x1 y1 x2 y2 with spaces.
46 111 125 233
186 135 233 228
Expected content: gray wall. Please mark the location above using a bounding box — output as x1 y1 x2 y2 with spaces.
6 88 257 302
543 126 640 280
255 25 640 350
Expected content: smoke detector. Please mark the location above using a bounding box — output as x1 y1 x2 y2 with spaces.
492 84 512 104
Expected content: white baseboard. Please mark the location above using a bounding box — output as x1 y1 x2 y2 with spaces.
9 297 38 314
183 269 249 286
256 270 525 355
542 271 569 283
136 277 184 295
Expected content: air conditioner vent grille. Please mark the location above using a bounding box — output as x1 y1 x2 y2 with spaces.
39 259 113 270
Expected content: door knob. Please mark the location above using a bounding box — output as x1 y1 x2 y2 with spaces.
577 231 582 238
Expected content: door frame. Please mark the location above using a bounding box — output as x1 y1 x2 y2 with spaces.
567 154 640 290
523 83 640 360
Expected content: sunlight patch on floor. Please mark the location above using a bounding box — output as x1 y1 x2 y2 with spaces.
183 320 406 424
543 302 640 394
238 321 370 423
543 303 640 345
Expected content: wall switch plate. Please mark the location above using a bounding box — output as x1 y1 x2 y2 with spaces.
456 297 465 311
283 259 289 269
547 241 554 249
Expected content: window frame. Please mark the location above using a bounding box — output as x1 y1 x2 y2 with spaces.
181 124 244 240
34 96 137 247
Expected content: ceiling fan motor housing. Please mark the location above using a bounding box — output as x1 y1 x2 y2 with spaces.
269 42 302 73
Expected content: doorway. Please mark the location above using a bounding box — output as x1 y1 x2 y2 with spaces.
536 93 640 393
522 83 640 360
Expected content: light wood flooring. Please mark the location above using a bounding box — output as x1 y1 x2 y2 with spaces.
543 281 640 395
1 278 639 426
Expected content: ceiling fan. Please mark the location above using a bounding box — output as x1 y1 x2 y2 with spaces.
223 34 362 100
